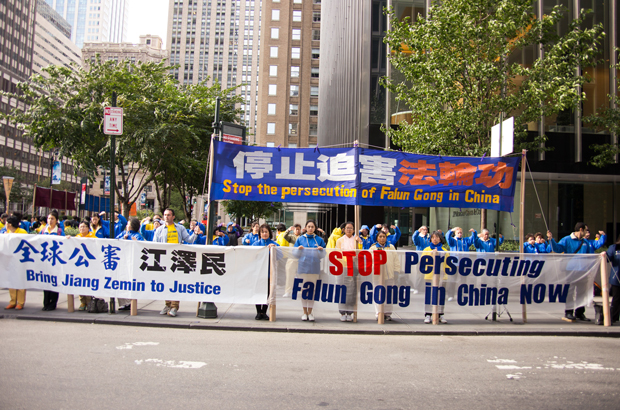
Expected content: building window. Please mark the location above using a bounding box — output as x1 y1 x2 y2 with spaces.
291 47 301 59
291 66 300 77
293 10 302 22
312 48 320 59
313 11 321 22
268 103 276 115
290 85 299 97
313 0 321 4
270 46 278 58
288 143 297 148
269 84 277 95
293 0 302 3
312 29 320 40
271 27 279 39
267 142 275 147
310 86 319 96
292 28 301 41
269 65 278 76
289 123 298 135
289 104 299 115
309 124 318 136
267 123 276 134
311 67 319 78
310 105 318 116
272 9 280 21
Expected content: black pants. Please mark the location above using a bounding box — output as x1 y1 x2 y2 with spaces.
565 306 585 317
43 291 58 309
611 285 620 323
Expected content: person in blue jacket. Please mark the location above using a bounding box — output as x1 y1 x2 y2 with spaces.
212 227 230 246
251 223 279 320
446 227 476 252
412 226 432 250
242 222 260 245
40 210 63 310
547 222 594 322
358 225 373 250
371 223 401 247
293 220 326 322
606 235 620 323
116 217 145 241
534 232 552 253
585 229 606 252
139 217 162 241
100 211 127 238
473 229 503 252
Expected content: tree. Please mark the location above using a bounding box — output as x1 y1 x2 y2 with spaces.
221 200 283 222
0 166 33 212
0 58 241 219
584 73 620 167
382 0 604 227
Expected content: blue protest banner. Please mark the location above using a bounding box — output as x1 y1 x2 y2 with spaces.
211 141 519 212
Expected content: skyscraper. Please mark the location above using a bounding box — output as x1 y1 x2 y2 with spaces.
44 0 128 48
166 0 262 135
255 0 321 148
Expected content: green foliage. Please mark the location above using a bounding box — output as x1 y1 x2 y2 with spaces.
135 209 154 221
382 0 605 156
222 200 283 222
64 227 79 236
0 58 242 219
584 72 620 167
497 240 520 252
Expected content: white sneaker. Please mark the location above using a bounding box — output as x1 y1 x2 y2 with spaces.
301 314 308 321
168 308 178 317
447 297 454 302
308 314 315 322
424 315 431 324
413 289 419 294
346 314 353 322
160 306 170 315
440 316 448 324
340 314 347 322
282 293 290 298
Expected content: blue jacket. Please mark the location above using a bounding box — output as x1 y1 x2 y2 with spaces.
473 232 504 253
606 244 620 287
40 225 63 235
587 235 606 252
523 243 539 254
371 225 401 247
116 231 145 241
251 238 279 247
412 230 431 251
139 223 155 241
535 242 551 253
293 234 326 274
213 234 230 246
102 214 127 238
358 225 373 250
550 233 593 254
242 232 260 246
446 229 476 252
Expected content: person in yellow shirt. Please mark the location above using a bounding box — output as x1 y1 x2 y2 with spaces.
0 212 7 231
422 231 449 324
4 215 28 309
66 220 96 310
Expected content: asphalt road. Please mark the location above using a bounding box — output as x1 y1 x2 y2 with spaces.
1 320 619 410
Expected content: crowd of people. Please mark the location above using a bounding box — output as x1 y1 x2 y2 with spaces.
2 209 618 326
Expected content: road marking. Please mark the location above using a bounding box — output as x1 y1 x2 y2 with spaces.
135 359 207 369
116 342 160 350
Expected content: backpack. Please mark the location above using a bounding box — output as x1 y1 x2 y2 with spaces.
88 297 109 313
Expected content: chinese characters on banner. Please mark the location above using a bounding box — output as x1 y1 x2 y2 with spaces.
211 141 520 212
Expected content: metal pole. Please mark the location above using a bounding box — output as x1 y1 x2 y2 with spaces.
109 91 117 315
520 149 527 323
206 97 221 245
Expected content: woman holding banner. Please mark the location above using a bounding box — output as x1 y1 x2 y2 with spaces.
293 220 326 322
423 231 449 324
67 221 96 310
369 231 401 321
4 215 29 310
251 224 279 320
40 210 62 310
89 213 109 238
335 222 361 322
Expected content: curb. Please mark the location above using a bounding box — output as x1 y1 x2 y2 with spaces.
3 314 620 337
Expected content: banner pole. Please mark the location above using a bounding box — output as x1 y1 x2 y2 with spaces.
67 294 74 313
205 134 216 245
520 149 527 323
32 184 37 218
600 252 611 327
269 247 276 322
130 299 137 316
354 204 361 323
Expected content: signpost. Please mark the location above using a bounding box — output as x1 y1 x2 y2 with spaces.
104 107 123 135
3 176 14 212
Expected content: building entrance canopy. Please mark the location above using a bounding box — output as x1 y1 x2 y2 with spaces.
211 141 519 212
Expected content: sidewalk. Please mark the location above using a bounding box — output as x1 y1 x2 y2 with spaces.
1 289 618 337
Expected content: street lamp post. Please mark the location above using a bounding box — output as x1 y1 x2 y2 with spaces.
3 176 15 212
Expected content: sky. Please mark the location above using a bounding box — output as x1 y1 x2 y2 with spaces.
126 0 169 47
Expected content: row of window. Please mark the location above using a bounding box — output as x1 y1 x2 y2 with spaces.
267 103 318 116
269 46 320 59
267 84 319 97
266 122 318 136
270 27 320 41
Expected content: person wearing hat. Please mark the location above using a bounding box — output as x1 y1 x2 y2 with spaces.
213 226 230 246
358 225 373 250
226 222 240 246
140 216 163 241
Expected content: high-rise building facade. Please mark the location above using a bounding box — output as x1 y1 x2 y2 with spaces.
255 0 321 148
166 0 262 135
44 0 128 48
82 34 167 65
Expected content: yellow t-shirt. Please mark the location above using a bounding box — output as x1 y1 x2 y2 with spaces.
276 231 289 247
166 224 179 244
36 223 46 233
4 228 28 235
76 232 96 238
0 222 4 230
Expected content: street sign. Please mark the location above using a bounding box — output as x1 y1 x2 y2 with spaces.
103 107 123 135
222 133 243 145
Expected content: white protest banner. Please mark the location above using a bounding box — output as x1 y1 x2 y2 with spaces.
0 235 269 304
272 248 602 314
